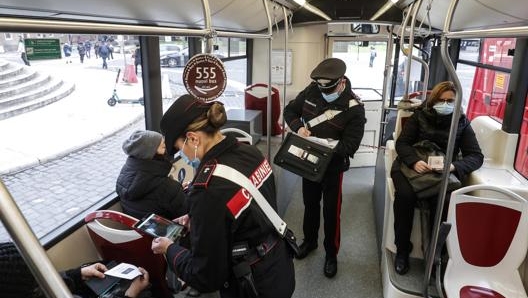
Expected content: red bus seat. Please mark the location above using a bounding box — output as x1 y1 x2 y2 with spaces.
444 185 528 298
84 210 173 298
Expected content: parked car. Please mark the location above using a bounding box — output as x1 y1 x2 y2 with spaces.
160 45 188 68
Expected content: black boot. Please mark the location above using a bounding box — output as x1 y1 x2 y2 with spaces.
295 241 317 259
394 252 409 275
324 257 337 278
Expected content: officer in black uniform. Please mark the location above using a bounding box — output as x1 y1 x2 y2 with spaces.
283 58 366 278
151 95 295 298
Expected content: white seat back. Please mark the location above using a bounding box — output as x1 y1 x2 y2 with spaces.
444 185 528 298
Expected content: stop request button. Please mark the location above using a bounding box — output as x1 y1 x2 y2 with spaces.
183 54 227 102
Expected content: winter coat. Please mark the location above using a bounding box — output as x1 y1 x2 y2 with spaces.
283 77 366 172
116 157 187 220
391 106 484 182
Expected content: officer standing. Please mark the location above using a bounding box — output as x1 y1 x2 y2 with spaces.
151 95 295 298
283 58 366 278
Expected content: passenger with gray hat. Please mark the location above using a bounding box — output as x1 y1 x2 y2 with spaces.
116 130 187 220
283 57 366 278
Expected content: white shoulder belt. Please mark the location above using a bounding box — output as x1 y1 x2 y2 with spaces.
212 164 287 236
306 98 359 129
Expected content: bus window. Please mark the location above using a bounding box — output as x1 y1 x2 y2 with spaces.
465 38 515 122
515 94 528 179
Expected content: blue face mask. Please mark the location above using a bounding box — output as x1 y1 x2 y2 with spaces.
181 138 201 168
433 101 455 115
321 79 343 103
322 91 340 102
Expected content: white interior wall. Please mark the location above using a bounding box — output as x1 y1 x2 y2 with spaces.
252 23 327 127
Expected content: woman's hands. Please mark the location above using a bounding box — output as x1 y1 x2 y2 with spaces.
80 262 107 280
125 267 150 298
151 237 174 255
297 127 311 137
413 160 456 173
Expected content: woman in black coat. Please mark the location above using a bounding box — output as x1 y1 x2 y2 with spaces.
391 81 484 275
116 130 187 220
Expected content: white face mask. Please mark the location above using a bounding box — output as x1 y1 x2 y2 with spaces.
433 101 455 115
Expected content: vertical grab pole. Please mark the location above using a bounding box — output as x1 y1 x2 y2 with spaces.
200 0 214 54
0 180 73 298
263 0 273 159
423 0 462 296
281 6 289 141
400 3 413 98
378 25 395 148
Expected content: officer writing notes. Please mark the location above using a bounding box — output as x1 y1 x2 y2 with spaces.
283 58 366 278
151 95 295 298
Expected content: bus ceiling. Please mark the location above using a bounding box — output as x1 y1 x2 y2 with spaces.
0 0 525 34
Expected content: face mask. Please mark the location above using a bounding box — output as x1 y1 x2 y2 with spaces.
321 80 343 103
433 101 454 115
181 138 201 168
322 91 340 102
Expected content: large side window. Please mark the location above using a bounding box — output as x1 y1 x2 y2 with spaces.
515 94 528 179
462 38 515 122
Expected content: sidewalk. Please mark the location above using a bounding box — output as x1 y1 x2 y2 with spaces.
0 56 145 174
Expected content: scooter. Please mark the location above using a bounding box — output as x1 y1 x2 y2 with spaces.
107 69 144 106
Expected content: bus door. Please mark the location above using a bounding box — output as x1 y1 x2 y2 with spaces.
328 30 390 167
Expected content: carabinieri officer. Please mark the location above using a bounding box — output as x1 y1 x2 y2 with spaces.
152 94 295 298
283 57 366 278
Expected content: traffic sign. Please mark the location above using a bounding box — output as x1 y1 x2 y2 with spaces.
183 54 227 101
24 38 61 60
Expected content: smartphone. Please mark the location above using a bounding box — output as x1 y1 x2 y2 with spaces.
134 213 184 241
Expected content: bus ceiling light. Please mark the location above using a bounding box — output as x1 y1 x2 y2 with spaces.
291 0 331 21
370 0 401 21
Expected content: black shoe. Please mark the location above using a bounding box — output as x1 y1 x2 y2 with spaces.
324 258 337 278
295 241 317 259
394 253 409 275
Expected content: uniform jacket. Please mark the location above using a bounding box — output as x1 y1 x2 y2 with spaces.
392 106 484 182
116 157 187 220
283 78 366 172
165 135 280 293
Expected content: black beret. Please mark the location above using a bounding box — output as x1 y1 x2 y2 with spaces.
160 94 214 156
310 58 346 90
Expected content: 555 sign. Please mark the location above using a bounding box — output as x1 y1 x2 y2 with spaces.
183 54 227 101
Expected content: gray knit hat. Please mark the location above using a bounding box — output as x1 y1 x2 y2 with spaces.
122 130 163 159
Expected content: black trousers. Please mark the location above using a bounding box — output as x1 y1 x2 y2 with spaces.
392 171 449 255
302 171 343 258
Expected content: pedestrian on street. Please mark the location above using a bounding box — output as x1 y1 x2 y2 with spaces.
283 57 366 278
63 43 72 64
17 36 30 66
77 42 86 64
84 41 92 59
98 42 110 69
369 46 377 67
108 42 114 60
94 41 100 59
133 45 142 75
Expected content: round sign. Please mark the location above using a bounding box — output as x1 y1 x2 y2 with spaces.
183 54 227 102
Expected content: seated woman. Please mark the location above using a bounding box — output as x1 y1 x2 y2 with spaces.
116 130 187 220
391 81 484 275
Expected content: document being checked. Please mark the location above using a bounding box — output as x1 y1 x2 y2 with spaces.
104 263 143 280
304 136 338 149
